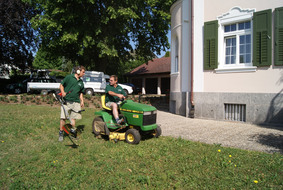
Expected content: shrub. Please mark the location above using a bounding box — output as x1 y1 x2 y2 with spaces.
47 99 54 105
94 102 101 108
85 94 92 100
9 96 18 103
0 96 5 102
35 97 41 105
3 96 9 103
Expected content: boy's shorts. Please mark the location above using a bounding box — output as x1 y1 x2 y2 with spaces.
105 101 116 108
61 102 82 120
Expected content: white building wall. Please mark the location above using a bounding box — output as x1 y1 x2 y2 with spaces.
170 0 188 115
171 0 205 94
203 0 283 94
170 0 182 93
181 0 190 92
193 0 204 92
204 68 283 93
170 0 283 124
204 0 283 21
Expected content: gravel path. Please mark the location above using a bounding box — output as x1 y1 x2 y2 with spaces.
157 110 283 154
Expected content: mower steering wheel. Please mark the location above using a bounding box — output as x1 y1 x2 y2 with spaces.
117 98 126 106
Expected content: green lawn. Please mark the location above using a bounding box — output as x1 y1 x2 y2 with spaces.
0 104 282 189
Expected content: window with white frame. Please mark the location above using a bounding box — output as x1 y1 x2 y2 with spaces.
224 21 252 65
174 37 179 73
173 36 179 73
216 7 256 73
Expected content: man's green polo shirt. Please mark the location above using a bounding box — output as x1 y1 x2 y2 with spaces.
61 74 84 103
105 84 126 103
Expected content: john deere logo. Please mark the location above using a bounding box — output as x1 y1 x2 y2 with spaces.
133 115 139 118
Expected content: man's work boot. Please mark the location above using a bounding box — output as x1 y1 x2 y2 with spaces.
59 130 64 142
117 118 124 125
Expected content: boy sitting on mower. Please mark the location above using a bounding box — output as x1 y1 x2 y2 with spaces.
105 75 126 124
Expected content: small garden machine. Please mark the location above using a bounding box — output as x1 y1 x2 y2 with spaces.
92 95 161 144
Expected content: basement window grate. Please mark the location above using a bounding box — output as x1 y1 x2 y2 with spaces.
224 103 246 122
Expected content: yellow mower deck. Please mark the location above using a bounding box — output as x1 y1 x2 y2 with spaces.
109 132 126 142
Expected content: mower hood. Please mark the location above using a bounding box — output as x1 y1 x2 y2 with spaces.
120 100 156 113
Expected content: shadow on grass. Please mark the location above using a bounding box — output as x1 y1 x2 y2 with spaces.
63 134 79 148
77 125 85 133
65 144 79 148
63 125 85 148
251 133 283 154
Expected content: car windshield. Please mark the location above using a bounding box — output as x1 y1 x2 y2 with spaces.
83 76 102 82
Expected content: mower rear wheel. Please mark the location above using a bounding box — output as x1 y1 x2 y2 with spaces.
153 125 162 138
125 129 141 144
92 117 105 136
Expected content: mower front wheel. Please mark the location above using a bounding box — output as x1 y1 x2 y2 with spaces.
125 129 141 144
153 125 162 138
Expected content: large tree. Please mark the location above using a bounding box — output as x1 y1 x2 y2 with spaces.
32 48 63 69
31 0 174 74
0 0 39 71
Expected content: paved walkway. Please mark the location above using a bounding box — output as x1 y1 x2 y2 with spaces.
157 110 283 154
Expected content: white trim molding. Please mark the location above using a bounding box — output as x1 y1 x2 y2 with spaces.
217 7 256 24
215 66 257 73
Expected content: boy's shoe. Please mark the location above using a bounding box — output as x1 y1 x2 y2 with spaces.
117 118 124 125
70 128 77 138
59 130 64 142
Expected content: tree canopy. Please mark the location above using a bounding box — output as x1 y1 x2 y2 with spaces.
31 0 174 73
0 0 39 71
32 48 63 69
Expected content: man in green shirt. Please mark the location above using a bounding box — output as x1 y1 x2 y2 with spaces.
58 65 85 141
105 75 126 124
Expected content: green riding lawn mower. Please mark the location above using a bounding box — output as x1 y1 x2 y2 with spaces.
92 95 162 144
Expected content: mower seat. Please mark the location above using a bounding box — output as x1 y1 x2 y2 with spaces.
101 94 112 111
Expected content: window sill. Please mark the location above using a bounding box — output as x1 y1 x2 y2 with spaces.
215 66 257 74
170 72 180 76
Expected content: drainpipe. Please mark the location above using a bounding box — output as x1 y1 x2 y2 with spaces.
189 0 195 118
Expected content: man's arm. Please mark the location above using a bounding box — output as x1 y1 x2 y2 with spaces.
80 93 84 107
59 84 66 97
108 91 125 100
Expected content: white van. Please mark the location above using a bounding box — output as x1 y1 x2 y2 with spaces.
83 71 106 95
83 71 133 96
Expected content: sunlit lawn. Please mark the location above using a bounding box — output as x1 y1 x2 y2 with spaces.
0 104 282 189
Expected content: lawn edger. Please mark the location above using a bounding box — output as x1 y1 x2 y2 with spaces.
53 91 85 147
92 95 161 144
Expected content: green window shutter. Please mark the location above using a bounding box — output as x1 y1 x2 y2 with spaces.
275 7 283 66
253 9 272 67
204 20 218 70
